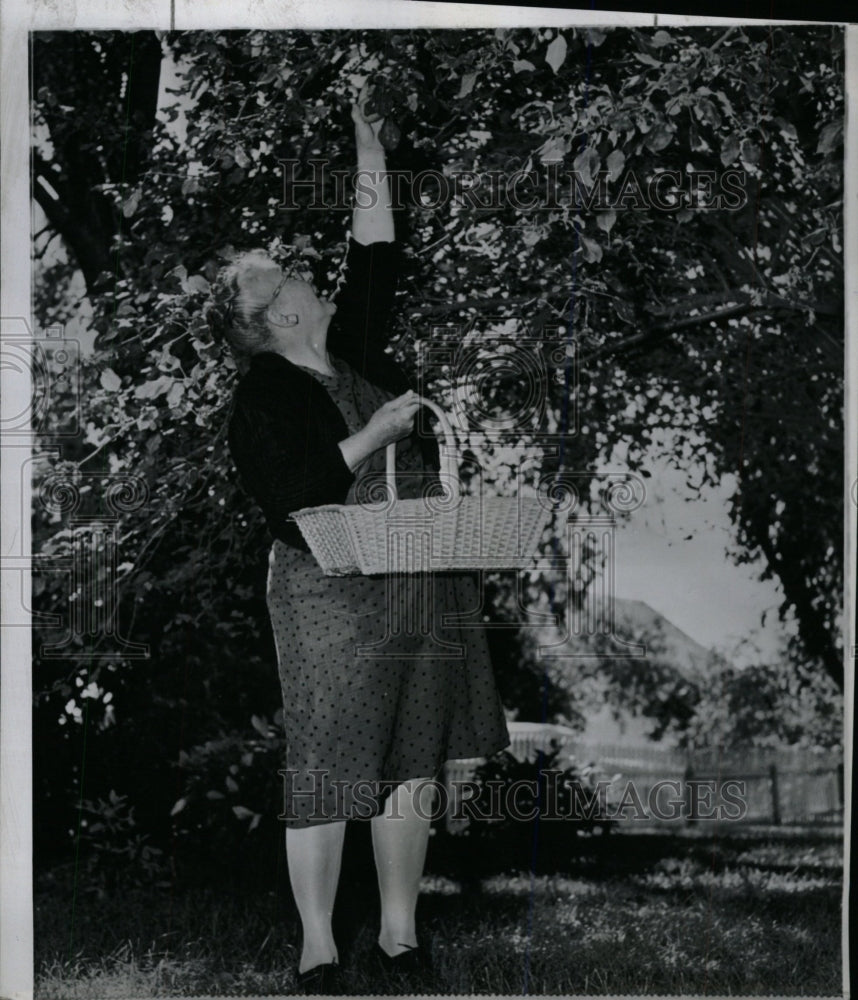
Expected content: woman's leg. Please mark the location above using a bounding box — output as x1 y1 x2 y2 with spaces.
371 778 435 957
286 821 347 973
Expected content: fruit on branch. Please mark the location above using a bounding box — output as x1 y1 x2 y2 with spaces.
378 118 401 151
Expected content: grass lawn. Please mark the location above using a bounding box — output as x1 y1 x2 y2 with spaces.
35 824 843 996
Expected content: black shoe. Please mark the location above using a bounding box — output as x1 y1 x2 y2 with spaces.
374 941 433 980
296 961 343 995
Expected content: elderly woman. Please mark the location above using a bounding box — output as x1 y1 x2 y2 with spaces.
215 95 509 993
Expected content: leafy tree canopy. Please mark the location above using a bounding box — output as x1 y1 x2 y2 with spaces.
31 26 844 859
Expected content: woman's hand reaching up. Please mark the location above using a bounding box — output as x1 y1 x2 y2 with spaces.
351 85 385 153
349 82 395 244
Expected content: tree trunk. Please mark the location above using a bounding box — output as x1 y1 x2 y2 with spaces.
32 31 163 293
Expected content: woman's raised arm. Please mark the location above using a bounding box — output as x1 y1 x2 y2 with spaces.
326 90 401 358
350 90 394 246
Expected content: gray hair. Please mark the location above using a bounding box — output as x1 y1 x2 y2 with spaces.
207 249 281 358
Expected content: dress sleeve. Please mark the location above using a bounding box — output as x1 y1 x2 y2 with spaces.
327 237 400 357
227 390 355 528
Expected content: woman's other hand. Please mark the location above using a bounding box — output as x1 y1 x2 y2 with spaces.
337 391 421 472
364 391 422 448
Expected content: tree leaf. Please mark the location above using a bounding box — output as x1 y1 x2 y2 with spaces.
545 34 567 74
596 209 617 233
816 121 842 155
232 805 254 820
650 30 673 48
166 381 185 408
713 89 735 118
579 235 603 263
740 138 760 165
122 189 141 218
773 116 798 141
100 368 122 392
134 376 172 400
633 52 662 68
720 134 740 166
513 59 536 74
170 797 187 816
694 98 721 128
645 123 673 152
457 72 477 98
573 146 600 187
605 149 625 182
615 298 635 323
537 136 570 164
184 274 211 295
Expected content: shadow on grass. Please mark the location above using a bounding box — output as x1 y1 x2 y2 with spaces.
35 824 842 997
426 824 843 881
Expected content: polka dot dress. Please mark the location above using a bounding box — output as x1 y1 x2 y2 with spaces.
266 355 510 826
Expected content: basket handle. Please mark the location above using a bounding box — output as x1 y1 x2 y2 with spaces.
385 395 459 501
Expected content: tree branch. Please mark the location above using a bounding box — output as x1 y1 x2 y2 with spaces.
580 301 777 367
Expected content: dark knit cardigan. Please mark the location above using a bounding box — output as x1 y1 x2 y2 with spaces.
227 238 439 549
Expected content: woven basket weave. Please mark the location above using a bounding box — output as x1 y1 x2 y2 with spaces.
290 397 552 575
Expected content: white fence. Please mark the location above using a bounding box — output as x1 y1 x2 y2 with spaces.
441 723 843 833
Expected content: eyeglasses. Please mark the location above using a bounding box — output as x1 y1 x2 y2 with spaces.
268 271 299 327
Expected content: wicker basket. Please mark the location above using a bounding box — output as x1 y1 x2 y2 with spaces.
289 397 552 575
